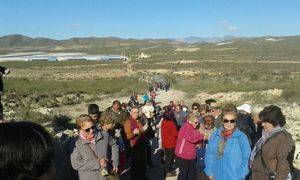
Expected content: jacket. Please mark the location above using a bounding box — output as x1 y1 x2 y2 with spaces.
124 117 144 147
175 122 203 160
205 127 251 180
161 119 178 148
70 130 119 180
251 130 295 180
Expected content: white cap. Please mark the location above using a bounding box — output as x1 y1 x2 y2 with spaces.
237 104 252 114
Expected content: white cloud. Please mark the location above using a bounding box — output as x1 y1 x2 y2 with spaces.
226 26 238 31
221 20 238 32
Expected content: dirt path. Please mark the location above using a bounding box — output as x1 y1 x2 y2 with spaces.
52 89 186 120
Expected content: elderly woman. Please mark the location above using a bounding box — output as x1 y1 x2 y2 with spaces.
71 114 119 180
250 105 264 147
250 105 295 180
205 110 251 180
124 106 148 180
175 113 204 180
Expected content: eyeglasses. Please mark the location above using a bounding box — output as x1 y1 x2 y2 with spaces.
192 121 199 125
84 125 96 132
223 119 236 124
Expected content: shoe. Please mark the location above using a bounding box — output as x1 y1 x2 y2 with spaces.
166 172 176 177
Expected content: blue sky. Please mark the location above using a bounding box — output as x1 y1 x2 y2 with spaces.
0 0 299 39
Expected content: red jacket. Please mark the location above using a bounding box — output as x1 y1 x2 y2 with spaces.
161 119 178 148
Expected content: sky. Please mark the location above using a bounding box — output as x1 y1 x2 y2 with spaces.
0 0 300 39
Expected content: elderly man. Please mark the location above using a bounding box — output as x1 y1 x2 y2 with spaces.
209 102 222 128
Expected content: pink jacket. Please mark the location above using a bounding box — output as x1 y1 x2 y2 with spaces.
175 122 204 160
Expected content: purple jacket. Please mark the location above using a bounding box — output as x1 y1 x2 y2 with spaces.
175 122 204 160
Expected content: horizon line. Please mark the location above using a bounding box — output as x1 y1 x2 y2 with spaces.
1 33 300 41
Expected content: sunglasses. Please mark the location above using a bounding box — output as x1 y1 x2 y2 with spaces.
84 125 96 132
223 119 236 124
192 121 199 125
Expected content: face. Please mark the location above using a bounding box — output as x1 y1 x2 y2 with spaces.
200 111 206 117
113 103 120 111
262 121 274 132
192 106 199 113
252 114 261 124
105 123 115 130
131 109 139 120
189 118 199 128
223 114 236 131
175 106 182 112
89 113 99 123
80 121 95 139
210 108 220 117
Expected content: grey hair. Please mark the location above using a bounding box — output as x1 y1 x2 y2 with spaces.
251 105 264 117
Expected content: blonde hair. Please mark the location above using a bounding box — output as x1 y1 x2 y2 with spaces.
99 113 115 127
187 112 199 122
222 111 238 120
76 114 93 130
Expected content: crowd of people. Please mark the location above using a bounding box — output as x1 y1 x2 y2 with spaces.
0 81 297 180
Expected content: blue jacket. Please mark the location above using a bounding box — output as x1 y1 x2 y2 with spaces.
204 127 251 180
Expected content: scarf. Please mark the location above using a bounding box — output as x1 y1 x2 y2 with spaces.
249 126 284 167
129 116 140 147
80 132 95 144
217 128 235 159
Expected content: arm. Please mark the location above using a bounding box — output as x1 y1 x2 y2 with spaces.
236 133 251 178
275 135 293 180
183 127 203 143
204 131 217 176
109 136 119 168
124 119 139 140
70 143 100 171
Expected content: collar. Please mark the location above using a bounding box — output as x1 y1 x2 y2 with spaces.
217 127 240 138
80 129 103 144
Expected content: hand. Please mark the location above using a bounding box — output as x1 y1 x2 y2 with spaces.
133 128 140 135
142 124 148 131
208 176 214 180
112 167 118 174
99 157 108 167
115 129 121 138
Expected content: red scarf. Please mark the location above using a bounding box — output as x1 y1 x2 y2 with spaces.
221 128 235 140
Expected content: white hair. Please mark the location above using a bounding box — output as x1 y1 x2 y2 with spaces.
251 105 264 117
